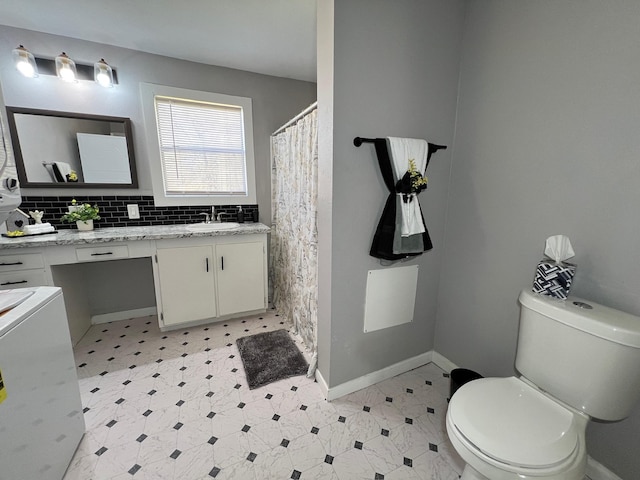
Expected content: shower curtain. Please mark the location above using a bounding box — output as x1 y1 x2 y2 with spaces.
270 104 318 375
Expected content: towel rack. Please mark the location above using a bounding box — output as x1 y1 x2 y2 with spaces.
353 136 447 154
353 137 375 147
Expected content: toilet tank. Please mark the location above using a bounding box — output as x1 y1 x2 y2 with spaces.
515 289 640 421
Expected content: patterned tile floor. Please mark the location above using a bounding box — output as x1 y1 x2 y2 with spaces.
64 309 465 479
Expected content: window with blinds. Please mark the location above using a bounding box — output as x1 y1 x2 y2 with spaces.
154 96 248 196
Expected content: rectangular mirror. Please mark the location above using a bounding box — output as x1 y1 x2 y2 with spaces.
5 107 138 188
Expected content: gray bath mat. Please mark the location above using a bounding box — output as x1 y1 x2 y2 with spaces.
236 329 308 389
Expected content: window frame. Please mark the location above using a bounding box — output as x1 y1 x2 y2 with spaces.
140 83 256 206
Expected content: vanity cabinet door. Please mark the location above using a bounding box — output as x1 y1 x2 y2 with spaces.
156 246 216 326
215 242 266 317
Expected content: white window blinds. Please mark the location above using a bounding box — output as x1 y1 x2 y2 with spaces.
154 96 248 196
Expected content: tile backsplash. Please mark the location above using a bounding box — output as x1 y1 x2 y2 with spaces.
18 195 259 230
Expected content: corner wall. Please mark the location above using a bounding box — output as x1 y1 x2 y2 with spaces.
436 1 640 478
317 0 465 388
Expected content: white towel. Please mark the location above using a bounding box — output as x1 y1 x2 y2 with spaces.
22 223 55 235
387 137 428 237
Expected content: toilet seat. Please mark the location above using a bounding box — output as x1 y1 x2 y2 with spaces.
449 377 579 469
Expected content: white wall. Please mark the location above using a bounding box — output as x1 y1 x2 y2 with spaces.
0 25 316 219
317 0 465 387
435 1 640 478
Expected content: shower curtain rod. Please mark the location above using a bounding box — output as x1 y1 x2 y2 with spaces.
272 101 318 136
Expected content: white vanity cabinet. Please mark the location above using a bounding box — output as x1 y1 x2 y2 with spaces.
155 245 217 327
0 223 270 335
154 233 267 329
216 241 266 316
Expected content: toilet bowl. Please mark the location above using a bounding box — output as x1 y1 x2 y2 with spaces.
445 290 640 480
446 377 587 480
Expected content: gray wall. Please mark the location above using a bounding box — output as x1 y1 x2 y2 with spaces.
435 1 640 478
317 0 465 387
0 25 316 221
83 258 156 315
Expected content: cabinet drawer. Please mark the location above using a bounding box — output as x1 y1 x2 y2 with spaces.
76 245 129 262
0 253 45 272
0 270 47 290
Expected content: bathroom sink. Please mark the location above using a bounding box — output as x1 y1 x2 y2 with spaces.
186 222 240 232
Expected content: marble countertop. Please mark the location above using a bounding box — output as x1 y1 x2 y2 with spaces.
0 223 271 249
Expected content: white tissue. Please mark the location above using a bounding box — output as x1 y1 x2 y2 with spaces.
544 235 575 264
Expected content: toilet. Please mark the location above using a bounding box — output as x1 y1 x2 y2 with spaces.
446 289 640 480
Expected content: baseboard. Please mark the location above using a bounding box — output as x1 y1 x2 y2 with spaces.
586 456 622 480
91 307 157 325
431 351 459 373
318 351 434 401
158 308 267 332
315 368 329 399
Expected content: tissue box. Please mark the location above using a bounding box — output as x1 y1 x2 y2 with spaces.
532 259 576 300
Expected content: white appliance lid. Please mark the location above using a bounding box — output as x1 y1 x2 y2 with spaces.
450 377 579 468
0 287 61 337
0 289 34 314
519 289 640 348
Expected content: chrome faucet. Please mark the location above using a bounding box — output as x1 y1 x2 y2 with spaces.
199 212 211 223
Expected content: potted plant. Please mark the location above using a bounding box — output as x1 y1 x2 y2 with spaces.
61 200 100 231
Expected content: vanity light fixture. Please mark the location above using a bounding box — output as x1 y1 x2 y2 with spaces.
55 52 78 82
94 59 114 88
12 45 38 78
12 47 118 85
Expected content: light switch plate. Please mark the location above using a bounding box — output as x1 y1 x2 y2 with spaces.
127 204 140 219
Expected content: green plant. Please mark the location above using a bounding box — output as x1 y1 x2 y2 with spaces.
60 201 101 223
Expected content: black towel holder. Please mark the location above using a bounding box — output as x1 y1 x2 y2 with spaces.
353 136 375 147
354 136 447 155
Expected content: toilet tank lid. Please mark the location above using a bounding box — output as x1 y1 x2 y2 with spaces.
519 290 640 348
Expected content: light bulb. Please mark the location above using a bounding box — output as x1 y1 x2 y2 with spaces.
59 65 76 81
17 60 36 78
12 45 38 78
94 58 114 88
55 52 77 83
59 64 75 81
96 72 110 87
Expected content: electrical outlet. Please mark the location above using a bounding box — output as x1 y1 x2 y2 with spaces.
127 204 140 219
